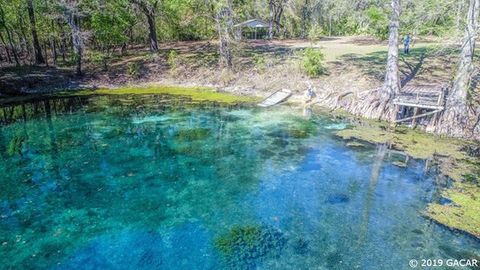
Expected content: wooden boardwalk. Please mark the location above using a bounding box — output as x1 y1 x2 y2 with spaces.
393 84 447 123
258 89 292 107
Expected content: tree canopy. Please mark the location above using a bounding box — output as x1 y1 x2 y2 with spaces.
0 0 468 67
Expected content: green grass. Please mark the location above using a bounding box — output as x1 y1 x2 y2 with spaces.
316 41 434 61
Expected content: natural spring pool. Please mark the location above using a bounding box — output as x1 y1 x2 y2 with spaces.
0 94 478 269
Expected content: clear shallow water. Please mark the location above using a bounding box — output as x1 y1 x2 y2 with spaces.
0 95 478 270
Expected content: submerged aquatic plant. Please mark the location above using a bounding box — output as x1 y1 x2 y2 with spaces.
214 225 287 269
175 128 211 141
7 134 26 156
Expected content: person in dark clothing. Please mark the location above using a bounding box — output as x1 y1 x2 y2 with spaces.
403 34 412 54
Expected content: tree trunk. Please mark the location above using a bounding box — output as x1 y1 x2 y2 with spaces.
301 0 310 39
27 0 45 64
43 43 49 66
268 0 285 38
17 15 32 63
456 0 465 33
436 0 479 137
268 7 273 39
0 31 12 63
339 0 401 121
130 0 159 52
0 5 20 66
52 38 57 66
145 11 159 52
66 11 83 75
382 0 401 101
5 27 20 66
216 0 234 69
60 24 67 63
51 20 58 66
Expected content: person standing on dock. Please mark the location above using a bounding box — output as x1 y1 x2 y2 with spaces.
403 33 412 54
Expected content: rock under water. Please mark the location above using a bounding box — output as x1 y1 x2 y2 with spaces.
325 193 350 204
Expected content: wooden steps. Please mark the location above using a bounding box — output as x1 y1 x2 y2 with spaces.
393 84 447 124
393 85 446 110
258 89 292 107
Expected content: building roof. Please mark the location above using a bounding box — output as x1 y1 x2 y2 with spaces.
234 19 269 28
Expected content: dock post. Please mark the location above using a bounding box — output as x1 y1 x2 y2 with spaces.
411 107 419 127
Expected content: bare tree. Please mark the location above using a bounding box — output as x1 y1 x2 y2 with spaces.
130 0 159 52
27 0 45 64
60 0 84 76
0 5 20 66
437 0 479 137
215 0 234 69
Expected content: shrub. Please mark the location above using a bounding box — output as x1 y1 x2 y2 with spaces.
146 53 161 63
167 50 179 69
365 7 389 40
89 51 110 71
126 62 141 77
308 24 324 41
252 53 266 71
302 47 326 77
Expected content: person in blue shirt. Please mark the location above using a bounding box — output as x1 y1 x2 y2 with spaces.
403 33 412 54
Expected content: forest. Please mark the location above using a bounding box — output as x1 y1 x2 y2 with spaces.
0 0 470 69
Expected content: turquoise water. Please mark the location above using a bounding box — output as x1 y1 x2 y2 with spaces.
0 95 478 270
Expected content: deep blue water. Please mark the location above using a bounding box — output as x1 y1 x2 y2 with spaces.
0 95 478 270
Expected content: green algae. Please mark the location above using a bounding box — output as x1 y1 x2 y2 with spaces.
0 85 258 107
57 85 259 104
214 225 287 268
175 128 211 141
286 128 309 138
286 121 317 139
336 124 467 160
426 182 480 239
426 158 480 239
335 120 480 239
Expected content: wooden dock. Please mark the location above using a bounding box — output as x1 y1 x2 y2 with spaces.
258 89 292 107
393 84 447 124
